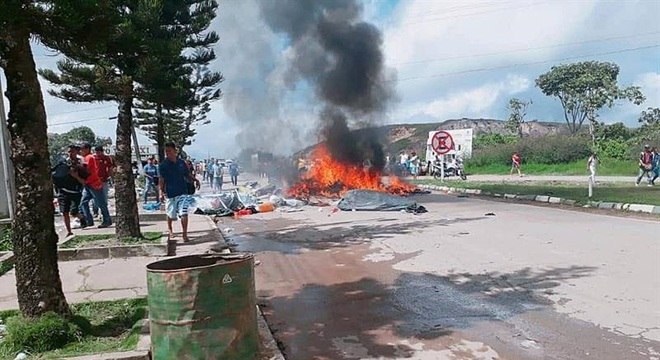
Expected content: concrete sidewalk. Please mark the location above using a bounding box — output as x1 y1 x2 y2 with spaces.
0 214 222 310
414 174 635 184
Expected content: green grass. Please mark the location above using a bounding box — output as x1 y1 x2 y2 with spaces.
0 298 147 359
415 180 660 206
465 158 636 176
61 232 163 249
0 225 12 252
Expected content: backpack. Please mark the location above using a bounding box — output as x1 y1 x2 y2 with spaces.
52 161 88 190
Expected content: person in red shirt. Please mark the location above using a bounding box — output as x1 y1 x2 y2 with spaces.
79 143 112 228
92 146 114 218
510 152 522 177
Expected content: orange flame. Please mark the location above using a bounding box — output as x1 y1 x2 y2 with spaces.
287 145 416 199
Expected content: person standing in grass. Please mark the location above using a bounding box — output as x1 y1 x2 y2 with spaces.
587 152 599 184
510 152 522 177
651 147 660 185
636 144 654 186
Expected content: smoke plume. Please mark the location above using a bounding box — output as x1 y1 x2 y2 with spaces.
258 0 397 168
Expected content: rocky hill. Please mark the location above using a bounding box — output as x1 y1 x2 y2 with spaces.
376 118 567 153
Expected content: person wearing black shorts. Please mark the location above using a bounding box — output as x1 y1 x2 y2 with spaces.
53 144 88 237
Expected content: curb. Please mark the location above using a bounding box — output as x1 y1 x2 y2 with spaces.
58 243 167 262
62 350 149 360
418 184 660 215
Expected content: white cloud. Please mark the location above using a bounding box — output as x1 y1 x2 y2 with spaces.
412 74 530 120
636 72 660 107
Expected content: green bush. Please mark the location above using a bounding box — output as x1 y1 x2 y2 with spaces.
0 225 11 252
596 139 628 160
468 135 591 166
473 133 518 149
4 312 83 352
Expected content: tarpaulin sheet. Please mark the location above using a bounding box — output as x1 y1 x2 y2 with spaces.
337 190 426 213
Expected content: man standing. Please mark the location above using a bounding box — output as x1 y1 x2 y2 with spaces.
228 160 239 186
651 147 659 185
92 146 113 219
212 159 224 193
206 158 215 186
159 142 200 242
143 157 159 203
79 143 112 228
636 145 654 186
52 144 87 237
510 152 522 177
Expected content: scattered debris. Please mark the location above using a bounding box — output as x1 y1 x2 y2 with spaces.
485 212 496 216
337 190 427 213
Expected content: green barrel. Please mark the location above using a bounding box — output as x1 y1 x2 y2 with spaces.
146 253 258 360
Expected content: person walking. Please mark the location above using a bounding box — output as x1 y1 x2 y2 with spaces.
635 145 654 186
212 159 224 193
92 146 113 219
143 157 159 203
587 152 599 184
159 142 200 242
79 143 112 228
52 144 88 237
228 159 239 186
651 146 659 185
510 152 522 177
206 158 215 186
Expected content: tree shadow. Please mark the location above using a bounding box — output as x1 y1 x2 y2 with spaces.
228 217 487 255
261 265 596 359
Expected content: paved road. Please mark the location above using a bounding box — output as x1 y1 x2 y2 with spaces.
220 191 660 359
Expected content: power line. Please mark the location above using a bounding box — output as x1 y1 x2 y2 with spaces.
393 31 660 66
48 105 116 116
396 1 550 27
48 117 111 127
395 44 660 83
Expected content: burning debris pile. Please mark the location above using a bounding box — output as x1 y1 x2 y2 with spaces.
287 145 415 200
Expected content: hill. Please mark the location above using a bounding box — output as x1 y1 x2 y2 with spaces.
376 118 567 154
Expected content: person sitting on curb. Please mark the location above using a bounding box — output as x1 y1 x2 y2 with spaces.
159 142 200 242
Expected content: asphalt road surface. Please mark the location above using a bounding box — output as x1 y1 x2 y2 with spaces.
219 190 659 360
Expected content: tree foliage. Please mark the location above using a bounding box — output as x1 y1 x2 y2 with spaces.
536 61 645 134
505 98 531 138
639 107 660 130
48 126 111 165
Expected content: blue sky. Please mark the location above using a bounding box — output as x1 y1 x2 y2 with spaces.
2 0 658 160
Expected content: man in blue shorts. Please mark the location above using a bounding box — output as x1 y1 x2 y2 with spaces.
159 142 200 242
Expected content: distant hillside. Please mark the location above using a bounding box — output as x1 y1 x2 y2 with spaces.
377 118 567 154
296 118 567 157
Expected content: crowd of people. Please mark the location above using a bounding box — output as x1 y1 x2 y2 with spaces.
635 144 659 186
51 143 114 237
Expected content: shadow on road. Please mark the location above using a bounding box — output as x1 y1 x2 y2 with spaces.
229 216 487 254
262 265 596 359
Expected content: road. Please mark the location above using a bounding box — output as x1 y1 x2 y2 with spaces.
416 174 635 184
219 189 659 360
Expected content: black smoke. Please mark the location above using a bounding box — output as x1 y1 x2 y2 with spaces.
259 0 396 169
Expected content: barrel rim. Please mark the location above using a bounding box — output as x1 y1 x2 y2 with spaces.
146 253 254 273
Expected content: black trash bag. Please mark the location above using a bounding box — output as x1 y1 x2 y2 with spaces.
337 190 427 213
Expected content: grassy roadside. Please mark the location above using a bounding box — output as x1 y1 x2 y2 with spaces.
415 180 660 206
465 158 635 176
0 298 147 359
61 231 163 249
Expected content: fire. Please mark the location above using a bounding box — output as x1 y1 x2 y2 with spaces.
287 145 416 199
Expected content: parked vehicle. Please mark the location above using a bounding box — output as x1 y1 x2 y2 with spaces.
432 159 467 180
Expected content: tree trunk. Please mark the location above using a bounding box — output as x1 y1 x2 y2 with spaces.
0 29 70 317
114 87 142 239
156 103 165 163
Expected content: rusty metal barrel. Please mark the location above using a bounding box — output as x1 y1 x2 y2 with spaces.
146 253 258 360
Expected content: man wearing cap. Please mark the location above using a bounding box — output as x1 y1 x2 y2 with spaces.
635 144 654 186
79 143 112 227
